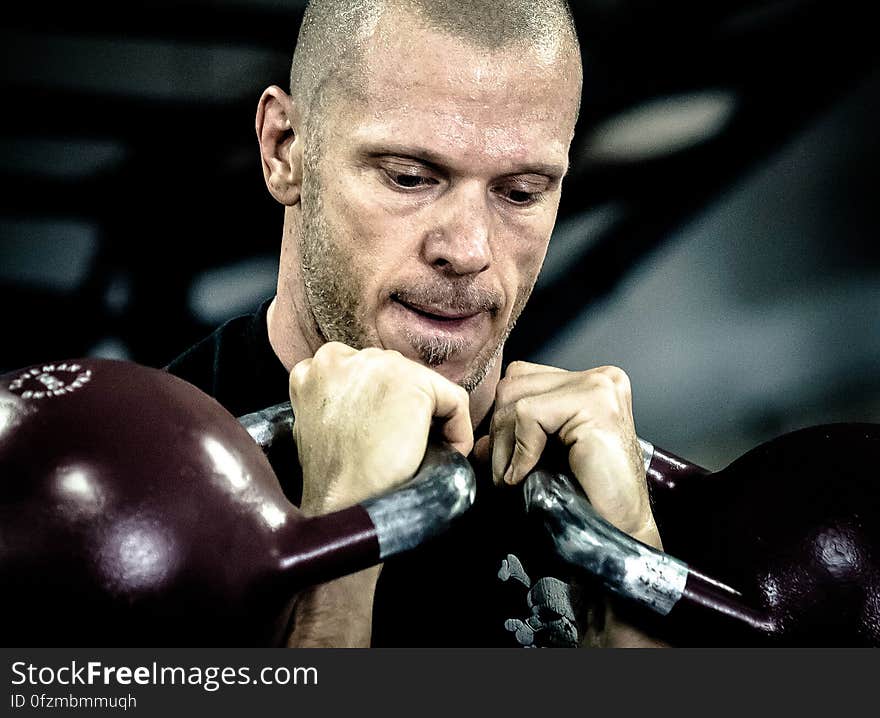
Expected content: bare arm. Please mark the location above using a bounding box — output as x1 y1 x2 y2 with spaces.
282 342 473 648
483 360 669 648
286 567 382 648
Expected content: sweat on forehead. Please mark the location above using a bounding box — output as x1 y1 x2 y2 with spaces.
289 0 581 124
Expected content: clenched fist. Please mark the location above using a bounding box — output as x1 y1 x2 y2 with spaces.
478 361 660 548
289 342 474 516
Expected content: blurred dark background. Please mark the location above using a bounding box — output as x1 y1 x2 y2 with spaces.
1 0 878 467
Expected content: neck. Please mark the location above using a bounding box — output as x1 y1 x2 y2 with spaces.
267 212 327 372
267 294 317 372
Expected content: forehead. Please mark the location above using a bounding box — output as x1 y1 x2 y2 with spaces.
330 12 580 171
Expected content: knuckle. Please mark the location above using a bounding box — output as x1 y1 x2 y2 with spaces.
444 383 469 411
358 346 384 360
513 397 534 424
356 347 395 375
584 368 615 392
289 358 311 387
506 360 529 378
513 433 538 460
313 341 343 362
495 376 514 406
601 365 631 391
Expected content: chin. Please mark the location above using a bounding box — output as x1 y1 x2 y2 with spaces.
429 361 468 384
443 353 502 395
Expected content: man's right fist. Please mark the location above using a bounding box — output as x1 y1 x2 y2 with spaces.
289 342 473 516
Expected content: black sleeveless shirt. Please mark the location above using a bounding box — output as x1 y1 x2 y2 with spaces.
166 300 591 647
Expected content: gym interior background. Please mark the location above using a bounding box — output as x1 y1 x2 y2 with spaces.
1 0 878 468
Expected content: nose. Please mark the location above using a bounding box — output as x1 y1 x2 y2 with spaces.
422 183 492 276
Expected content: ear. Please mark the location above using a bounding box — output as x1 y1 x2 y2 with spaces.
255 86 302 206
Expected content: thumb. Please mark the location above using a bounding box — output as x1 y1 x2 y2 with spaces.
472 435 491 464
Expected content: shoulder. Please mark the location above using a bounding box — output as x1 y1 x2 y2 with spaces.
165 312 256 399
165 298 290 416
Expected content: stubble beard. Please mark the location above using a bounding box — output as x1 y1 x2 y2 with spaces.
298 168 537 394
299 176 371 351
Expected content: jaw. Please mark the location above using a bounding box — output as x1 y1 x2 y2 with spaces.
377 297 506 376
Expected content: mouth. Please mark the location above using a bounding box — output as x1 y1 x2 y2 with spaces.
390 296 486 334
396 298 480 321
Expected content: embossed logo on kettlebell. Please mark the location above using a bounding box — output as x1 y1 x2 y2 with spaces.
7 363 93 400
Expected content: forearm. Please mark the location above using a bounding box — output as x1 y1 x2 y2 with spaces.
584 522 670 648
289 466 382 648
286 565 382 648
290 451 382 648
599 600 670 648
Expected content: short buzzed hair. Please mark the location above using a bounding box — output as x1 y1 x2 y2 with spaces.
289 0 581 132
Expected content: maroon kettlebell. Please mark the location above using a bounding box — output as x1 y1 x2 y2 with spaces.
527 424 880 645
0 358 474 646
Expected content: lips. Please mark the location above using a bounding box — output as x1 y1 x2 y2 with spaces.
389 297 487 341
383 294 493 368
395 299 480 321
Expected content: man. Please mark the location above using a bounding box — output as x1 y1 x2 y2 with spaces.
169 0 665 647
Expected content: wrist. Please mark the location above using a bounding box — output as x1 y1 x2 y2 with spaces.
629 518 663 551
299 465 366 516
300 491 350 517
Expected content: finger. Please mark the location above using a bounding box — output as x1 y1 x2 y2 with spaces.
594 365 634 409
316 341 358 360
422 370 473 457
500 366 631 414
505 398 550 485
290 357 312 383
504 360 566 379
491 385 616 485
491 394 553 486
495 370 578 410
491 408 514 486
472 435 491 464
567 430 651 536
288 357 312 408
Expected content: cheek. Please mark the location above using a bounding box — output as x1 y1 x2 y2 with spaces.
334 165 399 224
323 186 415 306
331 174 407 251
335 178 428 271
322 179 382 261
501 224 552 291
519 233 550 274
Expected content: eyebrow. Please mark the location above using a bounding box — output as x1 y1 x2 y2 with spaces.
360 144 568 179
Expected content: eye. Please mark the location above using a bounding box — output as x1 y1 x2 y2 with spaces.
494 175 552 207
495 185 544 206
388 172 433 189
506 189 540 205
379 162 438 192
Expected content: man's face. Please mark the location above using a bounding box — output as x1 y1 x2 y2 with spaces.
294 14 580 391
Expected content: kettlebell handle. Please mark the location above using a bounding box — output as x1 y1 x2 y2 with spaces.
238 401 475 561
239 401 775 635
